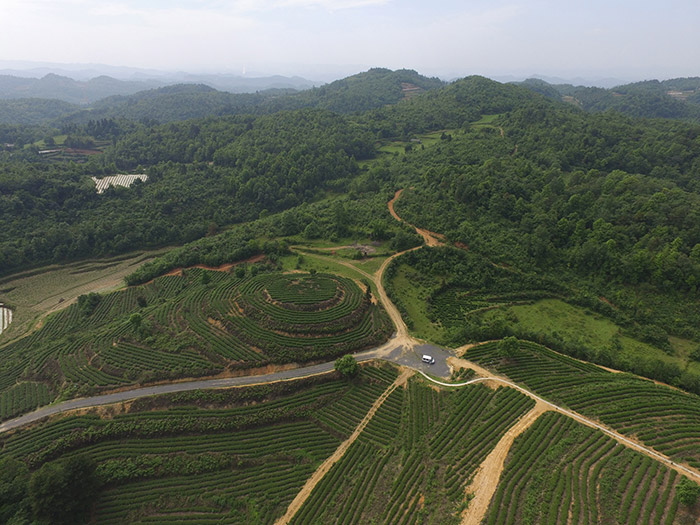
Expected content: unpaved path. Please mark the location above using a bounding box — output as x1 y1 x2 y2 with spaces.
276 369 413 525
461 403 549 525
419 368 700 484
4 186 699 523
388 189 444 247
296 241 417 345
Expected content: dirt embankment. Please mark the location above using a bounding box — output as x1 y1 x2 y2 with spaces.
144 254 267 283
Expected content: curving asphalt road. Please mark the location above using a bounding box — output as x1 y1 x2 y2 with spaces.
2 189 698 489
0 340 454 434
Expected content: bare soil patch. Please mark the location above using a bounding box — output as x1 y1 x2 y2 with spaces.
145 255 267 285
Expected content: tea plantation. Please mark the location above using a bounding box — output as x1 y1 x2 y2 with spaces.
467 341 700 472
0 366 398 524
0 268 392 422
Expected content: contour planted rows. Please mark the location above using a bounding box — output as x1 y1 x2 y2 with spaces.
227 273 392 361
0 269 393 422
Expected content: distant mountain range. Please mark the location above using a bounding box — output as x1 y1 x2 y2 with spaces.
2 65 700 128
0 71 317 105
0 68 444 126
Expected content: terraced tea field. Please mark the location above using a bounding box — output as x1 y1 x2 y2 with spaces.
485 411 686 525
2 354 698 524
289 378 536 524
0 362 549 525
0 248 169 342
0 269 392 421
467 341 700 472
0 366 397 524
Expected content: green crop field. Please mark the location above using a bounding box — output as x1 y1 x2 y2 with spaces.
485 411 689 525
467 341 700 471
0 269 392 422
0 366 397 524
386 255 558 346
0 248 171 343
387 263 445 342
2 357 697 524
483 299 700 374
385 246 700 391
290 378 535 524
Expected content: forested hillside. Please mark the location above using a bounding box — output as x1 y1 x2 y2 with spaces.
520 76 700 121
1 68 700 390
2 68 700 525
0 68 444 127
0 109 371 275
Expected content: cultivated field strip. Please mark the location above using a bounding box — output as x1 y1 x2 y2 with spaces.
484 411 683 525
467 340 700 471
313 374 395 436
289 380 534 524
226 273 392 362
0 382 50 420
0 269 393 422
280 370 408 525
0 370 395 523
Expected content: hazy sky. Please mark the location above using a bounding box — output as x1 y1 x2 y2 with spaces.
1 0 699 80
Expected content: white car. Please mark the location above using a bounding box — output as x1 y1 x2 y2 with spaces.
422 355 435 364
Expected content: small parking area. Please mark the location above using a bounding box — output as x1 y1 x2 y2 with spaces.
383 342 454 378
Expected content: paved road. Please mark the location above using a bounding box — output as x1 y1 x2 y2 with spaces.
1 191 456 435
385 342 452 378
0 339 455 434
5 190 697 489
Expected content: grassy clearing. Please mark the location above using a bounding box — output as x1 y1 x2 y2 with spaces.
359 129 460 168
281 253 381 297
348 256 388 275
389 264 445 343
471 113 502 126
0 248 171 343
485 299 697 372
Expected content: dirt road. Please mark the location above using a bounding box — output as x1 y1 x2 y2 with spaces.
2 189 698 525
419 368 700 484
388 189 444 247
276 369 412 524
460 403 549 525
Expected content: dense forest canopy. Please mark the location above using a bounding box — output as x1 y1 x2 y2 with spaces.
519 76 700 121
0 109 372 274
1 69 699 347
